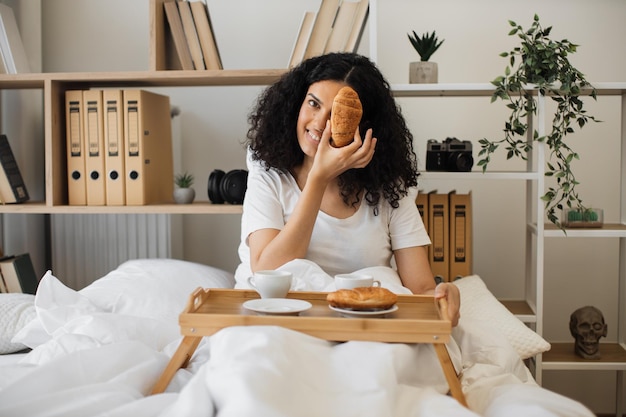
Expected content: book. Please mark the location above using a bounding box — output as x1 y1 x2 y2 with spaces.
303 0 340 60
0 46 7 74
449 191 473 280
123 90 174 205
83 89 106 206
103 89 126 206
163 1 194 70
0 3 30 74
324 0 359 54
288 11 316 68
66 90 87 205
0 270 7 293
188 1 222 70
177 0 206 70
0 134 29 204
344 0 369 53
0 253 39 294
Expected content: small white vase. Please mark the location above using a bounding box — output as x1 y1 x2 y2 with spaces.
174 188 195 204
409 61 438 84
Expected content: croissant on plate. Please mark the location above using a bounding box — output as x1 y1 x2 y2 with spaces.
330 86 363 147
327 287 397 310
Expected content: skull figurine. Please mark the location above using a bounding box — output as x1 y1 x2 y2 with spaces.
569 306 608 359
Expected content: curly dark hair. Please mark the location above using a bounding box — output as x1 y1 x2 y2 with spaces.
246 52 418 210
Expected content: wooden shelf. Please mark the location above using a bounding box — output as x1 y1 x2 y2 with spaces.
502 299 536 323
50 69 286 87
542 342 626 371
0 73 47 89
0 201 242 214
0 69 286 88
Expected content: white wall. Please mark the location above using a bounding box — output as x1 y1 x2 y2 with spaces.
39 0 626 412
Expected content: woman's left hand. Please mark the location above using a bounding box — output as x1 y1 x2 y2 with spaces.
313 123 377 180
434 282 461 327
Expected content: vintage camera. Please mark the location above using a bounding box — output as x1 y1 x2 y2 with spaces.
425 138 474 172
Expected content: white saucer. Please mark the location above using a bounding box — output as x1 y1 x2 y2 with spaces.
329 304 399 318
243 298 312 315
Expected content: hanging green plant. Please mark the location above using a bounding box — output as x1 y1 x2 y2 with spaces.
477 14 599 228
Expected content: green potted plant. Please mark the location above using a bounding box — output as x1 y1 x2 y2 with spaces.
173 172 195 204
407 30 444 83
477 14 599 228
563 207 603 228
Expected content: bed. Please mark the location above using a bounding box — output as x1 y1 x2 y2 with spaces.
0 258 594 417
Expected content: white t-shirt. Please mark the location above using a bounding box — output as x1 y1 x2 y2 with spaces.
235 156 431 285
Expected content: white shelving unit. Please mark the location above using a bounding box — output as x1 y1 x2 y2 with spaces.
369 1 625 412
388 75 626 417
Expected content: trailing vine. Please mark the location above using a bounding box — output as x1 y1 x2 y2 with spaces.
478 14 599 227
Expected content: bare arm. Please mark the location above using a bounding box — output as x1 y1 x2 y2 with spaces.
394 246 461 326
248 175 326 271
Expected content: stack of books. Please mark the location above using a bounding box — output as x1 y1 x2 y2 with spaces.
288 0 369 68
163 0 222 70
416 190 473 283
65 89 174 206
0 253 38 294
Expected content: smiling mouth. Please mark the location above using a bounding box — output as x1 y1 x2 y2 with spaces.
307 130 321 142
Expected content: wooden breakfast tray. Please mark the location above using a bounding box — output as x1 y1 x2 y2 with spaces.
151 288 467 407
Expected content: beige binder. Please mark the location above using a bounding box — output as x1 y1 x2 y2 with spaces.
65 90 86 205
123 90 173 205
415 190 430 262
449 191 473 280
103 89 125 205
428 191 449 282
83 89 106 205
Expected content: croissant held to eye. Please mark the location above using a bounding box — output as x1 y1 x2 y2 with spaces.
330 86 363 147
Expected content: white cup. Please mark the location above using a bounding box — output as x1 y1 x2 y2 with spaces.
334 273 381 290
247 270 293 299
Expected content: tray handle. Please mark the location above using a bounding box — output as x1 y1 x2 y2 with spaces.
183 287 211 314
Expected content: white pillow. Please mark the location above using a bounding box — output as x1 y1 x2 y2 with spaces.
0 293 36 354
13 259 236 354
79 258 235 324
454 275 550 360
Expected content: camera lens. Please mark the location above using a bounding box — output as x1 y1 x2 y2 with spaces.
450 152 474 172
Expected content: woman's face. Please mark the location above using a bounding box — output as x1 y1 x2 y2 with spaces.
296 80 346 159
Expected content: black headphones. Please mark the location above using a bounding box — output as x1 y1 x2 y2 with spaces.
207 169 248 204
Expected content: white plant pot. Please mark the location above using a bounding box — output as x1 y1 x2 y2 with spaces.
174 188 195 204
409 61 438 84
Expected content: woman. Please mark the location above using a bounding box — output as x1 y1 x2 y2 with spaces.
235 52 460 325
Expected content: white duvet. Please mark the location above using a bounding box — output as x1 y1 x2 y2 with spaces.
0 259 594 417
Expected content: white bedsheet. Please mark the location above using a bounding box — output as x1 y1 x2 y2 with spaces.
0 262 595 417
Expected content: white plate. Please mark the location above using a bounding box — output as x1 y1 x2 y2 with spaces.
243 298 312 315
329 304 399 318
